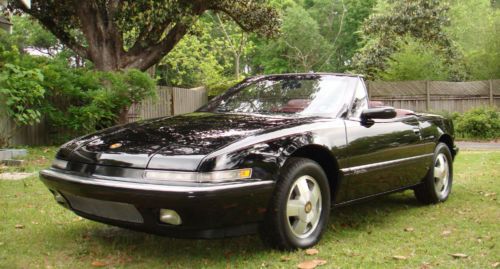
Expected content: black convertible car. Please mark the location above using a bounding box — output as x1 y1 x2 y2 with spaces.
40 73 458 249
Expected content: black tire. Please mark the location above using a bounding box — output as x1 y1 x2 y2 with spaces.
259 157 331 250
414 143 453 204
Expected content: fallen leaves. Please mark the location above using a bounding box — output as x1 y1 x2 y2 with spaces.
297 259 327 269
15 224 25 229
442 230 452 236
492 262 500 268
89 254 133 268
420 262 432 269
392 255 408 260
91 260 107 267
484 192 496 197
404 227 414 232
280 256 291 262
479 191 497 197
450 253 468 259
305 248 319 255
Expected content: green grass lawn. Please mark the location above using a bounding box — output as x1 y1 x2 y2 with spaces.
1 148 498 268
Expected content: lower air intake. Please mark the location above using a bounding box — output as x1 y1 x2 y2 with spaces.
63 193 144 224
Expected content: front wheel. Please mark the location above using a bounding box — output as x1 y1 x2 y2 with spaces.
259 157 330 250
414 143 453 204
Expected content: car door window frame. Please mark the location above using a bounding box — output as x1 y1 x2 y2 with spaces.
346 78 369 120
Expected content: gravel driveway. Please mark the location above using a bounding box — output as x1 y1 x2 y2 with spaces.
456 141 500 151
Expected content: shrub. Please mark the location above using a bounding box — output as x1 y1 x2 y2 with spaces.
454 107 500 140
42 67 157 141
0 46 45 146
1 33 156 144
0 63 45 126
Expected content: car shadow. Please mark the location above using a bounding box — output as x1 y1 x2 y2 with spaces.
56 190 425 263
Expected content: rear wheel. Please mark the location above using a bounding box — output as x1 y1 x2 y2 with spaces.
259 157 330 250
414 143 453 204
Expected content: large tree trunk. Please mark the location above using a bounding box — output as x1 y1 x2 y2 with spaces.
16 0 279 73
77 1 123 71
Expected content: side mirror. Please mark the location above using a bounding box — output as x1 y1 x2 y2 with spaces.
361 106 397 121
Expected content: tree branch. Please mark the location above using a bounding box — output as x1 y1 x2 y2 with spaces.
123 22 191 70
318 0 346 70
14 1 89 59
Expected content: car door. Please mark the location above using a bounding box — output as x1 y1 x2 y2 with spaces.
340 81 430 202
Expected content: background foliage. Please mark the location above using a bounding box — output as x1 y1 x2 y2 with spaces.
453 107 500 140
158 0 498 90
0 31 156 145
1 0 499 144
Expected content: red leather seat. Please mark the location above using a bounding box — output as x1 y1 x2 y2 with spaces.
368 101 385 108
395 109 415 117
368 101 415 117
280 99 311 113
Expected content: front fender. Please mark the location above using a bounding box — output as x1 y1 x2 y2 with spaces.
197 133 315 181
197 119 348 182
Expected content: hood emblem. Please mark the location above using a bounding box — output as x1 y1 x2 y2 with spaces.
109 143 123 149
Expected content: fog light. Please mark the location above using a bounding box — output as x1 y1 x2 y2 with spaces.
51 159 68 170
159 209 182 225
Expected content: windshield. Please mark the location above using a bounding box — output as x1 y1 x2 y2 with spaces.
200 75 359 117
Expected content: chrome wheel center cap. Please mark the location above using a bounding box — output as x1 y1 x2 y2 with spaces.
304 201 312 213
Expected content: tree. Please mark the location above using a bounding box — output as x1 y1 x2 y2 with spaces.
378 37 450 81
214 13 253 79
157 18 229 89
447 0 500 80
280 4 332 72
249 0 376 74
251 4 332 73
10 15 60 56
9 0 279 71
306 0 376 71
351 0 464 80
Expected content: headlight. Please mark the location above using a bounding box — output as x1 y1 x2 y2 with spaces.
51 159 68 170
143 168 252 183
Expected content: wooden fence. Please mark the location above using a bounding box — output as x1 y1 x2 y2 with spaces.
0 108 49 146
367 79 500 113
127 86 207 122
2 86 207 146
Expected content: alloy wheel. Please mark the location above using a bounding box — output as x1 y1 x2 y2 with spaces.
433 153 450 198
286 175 322 238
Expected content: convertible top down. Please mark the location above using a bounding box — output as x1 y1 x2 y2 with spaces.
40 73 458 249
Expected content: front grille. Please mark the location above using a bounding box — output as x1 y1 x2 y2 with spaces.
63 193 144 224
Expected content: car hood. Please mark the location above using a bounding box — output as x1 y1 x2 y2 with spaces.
60 112 313 169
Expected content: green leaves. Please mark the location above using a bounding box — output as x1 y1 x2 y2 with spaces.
351 0 462 80
0 36 156 142
447 0 500 80
250 0 376 74
44 68 157 134
13 0 280 71
0 62 45 127
455 107 500 140
378 37 451 81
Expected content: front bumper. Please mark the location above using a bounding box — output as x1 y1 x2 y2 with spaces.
39 168 275 238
